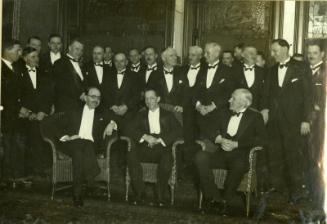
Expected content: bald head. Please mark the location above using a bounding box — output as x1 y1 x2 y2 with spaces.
188 46 203 66
114 53 128 71
204 42 221 64
161 47 177 67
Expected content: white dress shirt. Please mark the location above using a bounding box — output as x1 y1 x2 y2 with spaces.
311 61 323 75
187 63 200 87
243 64 255 87
206 60 219 88
145 63 157 83
164 68 174 92
94 63 104 84
2 58 13 71
78 105 95 141
131 62 141 72
50 51 61 65
67 54 84 81
26 65 37 89
278 57 291 87
117 69 126 89
227 108 246 137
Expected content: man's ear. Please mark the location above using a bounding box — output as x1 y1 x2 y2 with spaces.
157 96 161 103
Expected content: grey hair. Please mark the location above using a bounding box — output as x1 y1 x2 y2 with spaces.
161 47 177 62
189 45 203 55
235 88 253 107
205 42 222 52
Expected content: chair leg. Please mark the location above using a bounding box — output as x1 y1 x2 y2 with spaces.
246 192 251 217
51 183 56 200
107 183 111 201
170 185 175 205
125 169 130 202
199 191 203 210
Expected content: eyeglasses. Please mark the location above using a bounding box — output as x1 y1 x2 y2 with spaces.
87 94 101 100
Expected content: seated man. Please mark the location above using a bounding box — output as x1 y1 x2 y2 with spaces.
195 88 266 214
56 87 117 207
127 88 182 206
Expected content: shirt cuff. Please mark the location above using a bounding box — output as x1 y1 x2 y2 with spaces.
59 135 68 142
139 134 146 143
196 101 201 108
158 138 166 147
110 120 118 130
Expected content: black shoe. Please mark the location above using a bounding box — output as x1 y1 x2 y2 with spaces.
73 196 84 208
219 201 229 216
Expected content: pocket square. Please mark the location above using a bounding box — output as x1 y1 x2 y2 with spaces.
219 79 225 84
291 78 298 83
315 83 322 86
179 80 183 84
99 118 104 121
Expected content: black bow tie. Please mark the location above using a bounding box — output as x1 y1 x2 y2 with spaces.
244 66 254 71
68 57 79 63
117 72 125 76
279 62 289 69
231 111 243 117
190 65 200 70
208 64 218 69
94 63 103 67
164 70 173 75
147 66 157 71
28 68 36 72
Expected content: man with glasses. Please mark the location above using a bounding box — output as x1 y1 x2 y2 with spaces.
57 87 117 207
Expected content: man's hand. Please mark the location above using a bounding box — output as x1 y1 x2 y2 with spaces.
36 112 47 121
301 122 310 135
19 107 31 118
174 106 183 113
196 104 207 116
114 105 128 116
214 135 223 144
261 109 269 125
28 113 37 121
102 121 117 139
221 139 238 152
206 102 217 114
142 134 158 148
59 135 80 142
110 105 119 113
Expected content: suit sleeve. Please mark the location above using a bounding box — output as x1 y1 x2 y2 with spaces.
301 63 314 122
160 112 182 146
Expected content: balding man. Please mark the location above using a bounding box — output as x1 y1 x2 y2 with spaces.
128 48 144 74
53 39 86 113
195 89 266 214
195 42 236 139
103 53 140 133
234 46 265 110
85 46 111 105
148 47 184 124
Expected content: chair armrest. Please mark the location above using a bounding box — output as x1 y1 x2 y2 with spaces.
195 140 206 151
247 146 263 191
171 139 184 186
105 136 119 160
119 136 132 152
248 146 263 164
43 137 58 163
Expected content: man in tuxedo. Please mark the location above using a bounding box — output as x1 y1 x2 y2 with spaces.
195 89 266 214
85 46 111 103
40 34 62 76
20 47 53 176
148 47 184 124
234 46 265 110
128 48 144 74
127 88 182 205
1 39 26 181
233 43 244 67
306 41 325 208
53 39 86 113
103 53 140 133
103 46 114 68
222 51 234 68
256 51 266 69
195 42 236 139
261 39 312 203
57 87 117 207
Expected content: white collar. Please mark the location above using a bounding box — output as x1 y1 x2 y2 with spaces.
132 62 140 67
209 59 219 67
26 64 36 71
163 66 174 72
280 57 291 65
117 69 126 74
148 63 157 69
149 107 160 114
2 58 13 69
51 51 61 56
243 63 255 68
66 53 78 61
311 61 323 69
190 63 201 68
84 104 95 112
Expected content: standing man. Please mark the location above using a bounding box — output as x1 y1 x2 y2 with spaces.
20 47 53 177
233 43 244 67
149 47 184 124
103 46 114 69
127 88 182 206
40 34 62 75
221 51 234 68
234 46 265 110
57 87 117 207
53 39 86 113
128 48 144 74
103 53 140 133
1 39 26 182
195 42 235 139
261 39 313 203
307 41 326 208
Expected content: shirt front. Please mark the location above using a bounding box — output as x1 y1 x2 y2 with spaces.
78 105 95 141
94 62 104 84
26 65 37 89
148 107 161 134
206 60 219 88
226 108 246 137
117 69 126 89
50 51 61 65
2 58 13 71
243 64 255 87
187 63 200 87
278 57 291 87
67 53 84 81
164 68 174 93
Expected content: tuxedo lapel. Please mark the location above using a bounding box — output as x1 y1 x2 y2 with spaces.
236 109 252 138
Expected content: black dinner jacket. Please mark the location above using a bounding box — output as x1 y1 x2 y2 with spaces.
207 108 266 151
102 69 140 113
20 66 52 114
127 62 146 75
53 55 86 113
261 59 313 124
312 62 326 111
148 66 184 106
84 61 111 93
137 64 161 91
1 61 22 132
129 108 182 147
39 51 62 75
56 105 115 146
195 62 236 109
234 64 266 110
